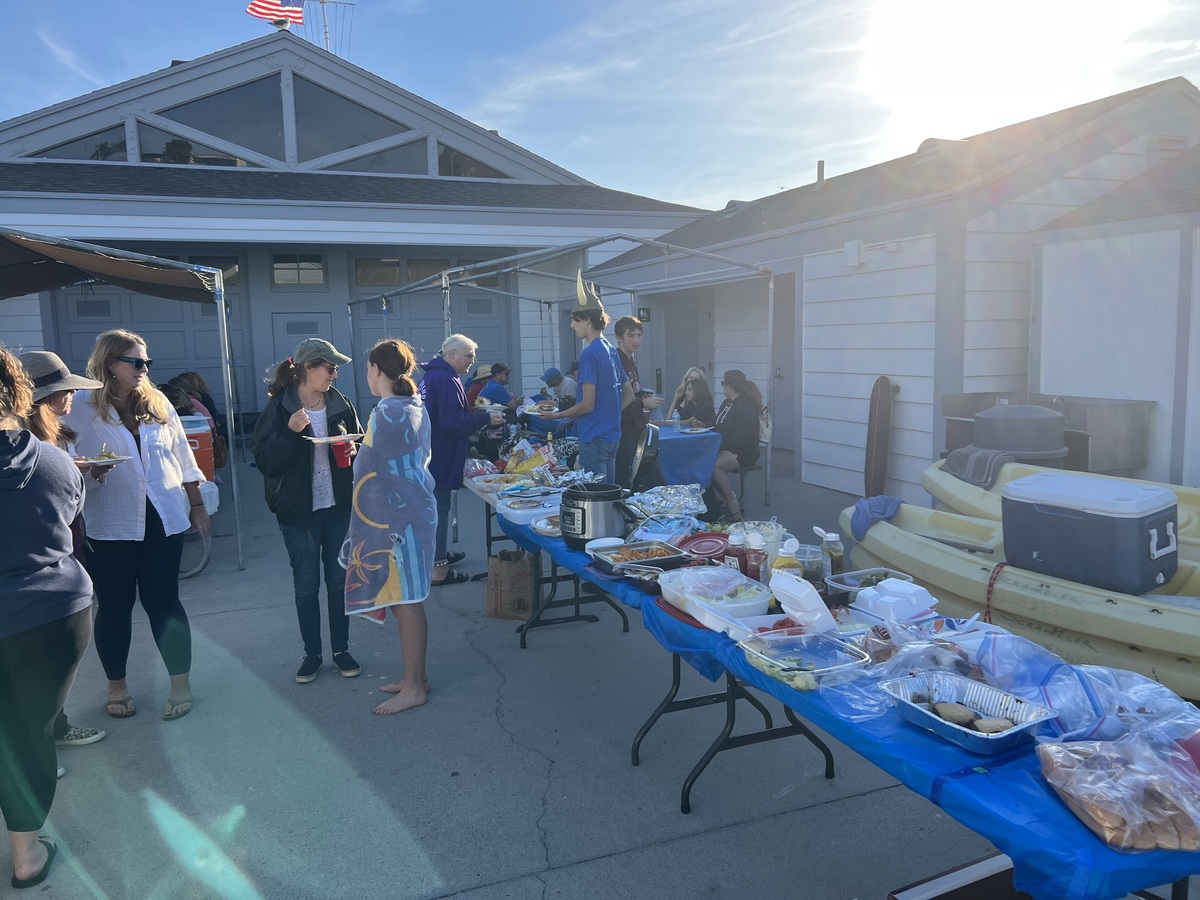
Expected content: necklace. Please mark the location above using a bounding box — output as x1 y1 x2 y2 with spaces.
301 395 325 411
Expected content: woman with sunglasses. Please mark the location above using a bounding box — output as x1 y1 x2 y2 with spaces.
252 338 363 685
63 330 209 722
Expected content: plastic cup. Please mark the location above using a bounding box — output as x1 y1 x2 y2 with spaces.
331 440 354 468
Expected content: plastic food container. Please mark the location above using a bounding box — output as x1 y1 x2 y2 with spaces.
880 671 1055 755
824 567 913 601
680 567 771 618
738 629 870 690
853 579 937 621
497 497 561 525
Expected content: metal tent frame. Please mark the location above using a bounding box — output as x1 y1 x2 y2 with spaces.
0 227 246 570
349 233 778 503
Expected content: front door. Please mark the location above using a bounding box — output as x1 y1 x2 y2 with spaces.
643 291 715 403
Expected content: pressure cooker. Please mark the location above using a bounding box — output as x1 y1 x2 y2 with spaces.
560 483 629 549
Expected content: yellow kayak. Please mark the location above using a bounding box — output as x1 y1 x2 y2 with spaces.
840 503 1200 700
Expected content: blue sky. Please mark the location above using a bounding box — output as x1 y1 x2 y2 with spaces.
4 0 1200 208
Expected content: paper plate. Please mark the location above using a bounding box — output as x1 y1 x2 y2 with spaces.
304 433 364 444
84 455 132 465
680 426 713 434
531 515 561 537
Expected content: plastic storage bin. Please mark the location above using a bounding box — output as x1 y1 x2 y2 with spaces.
1001 472 1177 594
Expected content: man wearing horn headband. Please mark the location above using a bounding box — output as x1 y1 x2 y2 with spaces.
542 272 633 482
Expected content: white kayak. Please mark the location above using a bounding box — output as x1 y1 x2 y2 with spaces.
840 503 1200 700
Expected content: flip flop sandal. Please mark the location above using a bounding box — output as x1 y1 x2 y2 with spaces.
11 837 56 889
446 551 467 565
162 699 192 721
432 570 471 587
105 697 136 719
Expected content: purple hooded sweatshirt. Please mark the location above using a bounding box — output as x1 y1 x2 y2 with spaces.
419 356 491 490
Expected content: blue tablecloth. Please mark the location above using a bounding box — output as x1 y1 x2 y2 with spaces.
656 428 721 487
519 412 575 439
496 515 1200 900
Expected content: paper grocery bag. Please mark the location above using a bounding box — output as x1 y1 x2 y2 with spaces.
487 549 539 620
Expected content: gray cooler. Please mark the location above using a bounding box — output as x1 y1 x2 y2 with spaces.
1001 472 1177 595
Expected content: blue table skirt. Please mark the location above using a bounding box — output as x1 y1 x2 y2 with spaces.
496 516 1200 900
656 428 721 488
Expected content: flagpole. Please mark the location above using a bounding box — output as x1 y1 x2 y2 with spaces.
320 0 331 52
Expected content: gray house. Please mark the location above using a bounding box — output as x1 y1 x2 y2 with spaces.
591 78 1200 503
0 31 701 416
1034 141 1200 486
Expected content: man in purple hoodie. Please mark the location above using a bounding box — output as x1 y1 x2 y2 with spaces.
419 334 503 586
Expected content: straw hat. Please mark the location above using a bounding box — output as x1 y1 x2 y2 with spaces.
575 270 605 312
19 351 103 403
470 363 492 382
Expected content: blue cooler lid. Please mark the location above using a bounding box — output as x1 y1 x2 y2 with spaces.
1001 472 1176 517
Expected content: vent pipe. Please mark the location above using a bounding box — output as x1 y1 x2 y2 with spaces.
817 160 825 186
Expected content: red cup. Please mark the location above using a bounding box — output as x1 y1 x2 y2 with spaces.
331 440 354 468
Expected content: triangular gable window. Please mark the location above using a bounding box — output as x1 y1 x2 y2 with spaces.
437 144 510 179
294 75 410 162
29 125 128 161
138 123 260 167
325 139 428 174
159 76 285 161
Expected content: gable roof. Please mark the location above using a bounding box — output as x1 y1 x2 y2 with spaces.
0 31 589 186
0 160 699 213
593 77 1199 271
1041 141 1200 229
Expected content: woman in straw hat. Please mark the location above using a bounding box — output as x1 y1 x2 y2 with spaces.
63 330 209 722
0 346 93 889
19 351 107 751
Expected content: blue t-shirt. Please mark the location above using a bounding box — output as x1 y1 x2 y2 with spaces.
576 336 626 443
479 381 514 406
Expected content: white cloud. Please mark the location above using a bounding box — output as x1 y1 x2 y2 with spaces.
37 29 108 88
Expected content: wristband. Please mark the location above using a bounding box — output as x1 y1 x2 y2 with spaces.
190 502 204 508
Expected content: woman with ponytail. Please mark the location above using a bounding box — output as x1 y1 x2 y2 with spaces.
341 339 437 714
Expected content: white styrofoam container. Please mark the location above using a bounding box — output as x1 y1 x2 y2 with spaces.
854 579 937 621
769 569 837 634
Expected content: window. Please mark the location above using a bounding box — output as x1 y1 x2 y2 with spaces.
272 254 325 286
139 124 259 167
437 145 510 179
31 125 128 161
407 259 449 285
356 258 402 286
294 75 410 162
326 140 428 175
159 77 285 160
466 297 493 316
73 298 114 318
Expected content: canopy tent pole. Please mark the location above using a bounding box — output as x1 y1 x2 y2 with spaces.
441 270 452 338
210 269 246 570
765 273 775 508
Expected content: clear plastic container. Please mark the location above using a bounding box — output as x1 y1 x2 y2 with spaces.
823 567 913 601
680 567 771 619
738 629 870 690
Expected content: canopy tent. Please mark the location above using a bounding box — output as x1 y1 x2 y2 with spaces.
0 227 245 569
349 233 777 503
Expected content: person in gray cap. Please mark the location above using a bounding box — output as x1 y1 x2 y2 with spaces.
252 337 364 684
19 351 107 751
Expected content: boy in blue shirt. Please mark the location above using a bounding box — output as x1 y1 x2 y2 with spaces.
542 273 633 482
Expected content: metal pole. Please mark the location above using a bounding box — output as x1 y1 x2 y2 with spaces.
441 270 452 338
211 271 246 570
320 0 331 51
765 274 774 508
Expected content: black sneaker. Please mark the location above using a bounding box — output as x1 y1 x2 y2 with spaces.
332 651 361 677
295 656 322 683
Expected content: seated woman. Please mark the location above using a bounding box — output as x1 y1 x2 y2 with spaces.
669 377 716 427
710 370 763 523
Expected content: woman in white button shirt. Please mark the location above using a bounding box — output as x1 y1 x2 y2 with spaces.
63 330 209 722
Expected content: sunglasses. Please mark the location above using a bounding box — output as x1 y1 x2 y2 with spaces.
114 355 154 370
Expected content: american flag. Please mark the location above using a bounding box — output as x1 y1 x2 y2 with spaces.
246 0 304 25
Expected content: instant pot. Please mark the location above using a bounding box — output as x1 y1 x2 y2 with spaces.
560 483 629 549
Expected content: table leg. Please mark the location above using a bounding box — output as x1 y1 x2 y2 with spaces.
1133 880 1190 900
679 672 837 814
516 559 600 648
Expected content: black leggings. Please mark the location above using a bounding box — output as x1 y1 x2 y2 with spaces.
86 501 191 681
0 607 91 832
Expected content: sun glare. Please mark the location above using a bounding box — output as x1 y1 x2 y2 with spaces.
857 0 1172 159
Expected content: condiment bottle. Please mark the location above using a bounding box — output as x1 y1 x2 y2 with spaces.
724 533 748 574
821 531 846 603
745 532 768 583
771 538 802 575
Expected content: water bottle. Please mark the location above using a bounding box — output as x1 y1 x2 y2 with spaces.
672 410 681 432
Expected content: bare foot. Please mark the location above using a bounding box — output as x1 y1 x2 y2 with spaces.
373 689 427 715
380 679 431 695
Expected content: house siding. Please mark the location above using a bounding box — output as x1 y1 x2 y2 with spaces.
801 235 937 503
962 137 1157 395
0 295 46 352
